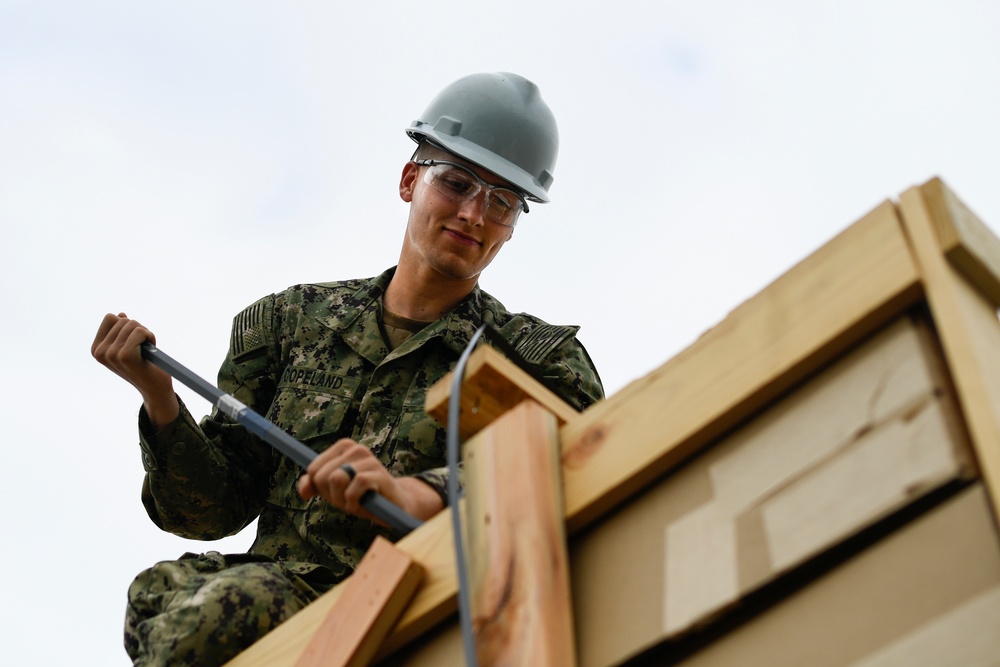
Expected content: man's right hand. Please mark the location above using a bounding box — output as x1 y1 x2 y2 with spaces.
92 313 179 430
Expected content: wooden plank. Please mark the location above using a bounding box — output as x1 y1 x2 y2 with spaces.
920 177 1000 306
559 199 922 532
425 345 579 440
294 537 422 667
898 181 1000 526
463 401 576 666
226 511 459 667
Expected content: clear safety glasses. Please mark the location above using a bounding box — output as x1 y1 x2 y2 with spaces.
414 159 528 227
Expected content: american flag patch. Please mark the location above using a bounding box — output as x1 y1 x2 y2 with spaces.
514 324 579 364
230 298 269 360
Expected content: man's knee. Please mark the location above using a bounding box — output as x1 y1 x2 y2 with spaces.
125 554 315 666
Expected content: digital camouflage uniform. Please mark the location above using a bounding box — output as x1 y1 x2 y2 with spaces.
126 267 603 666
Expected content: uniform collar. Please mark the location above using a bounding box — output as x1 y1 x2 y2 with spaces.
314 269 392 365
315 268 394 333
316 267 493 363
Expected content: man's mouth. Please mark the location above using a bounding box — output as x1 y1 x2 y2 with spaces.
444 228 481 246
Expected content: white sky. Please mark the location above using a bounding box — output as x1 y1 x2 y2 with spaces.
2 1 998 664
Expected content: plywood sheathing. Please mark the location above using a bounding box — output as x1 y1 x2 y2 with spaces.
571 315 973 666
665 485 1000 667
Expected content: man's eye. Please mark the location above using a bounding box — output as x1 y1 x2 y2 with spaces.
489 194 513 213
441 173 475 195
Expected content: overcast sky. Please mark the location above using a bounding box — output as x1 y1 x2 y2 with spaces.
2 1 999 664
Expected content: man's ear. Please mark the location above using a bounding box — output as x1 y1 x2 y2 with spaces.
399 162 418 202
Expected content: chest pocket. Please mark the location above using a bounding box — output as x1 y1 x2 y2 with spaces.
265 367 362 510
379 364 449 476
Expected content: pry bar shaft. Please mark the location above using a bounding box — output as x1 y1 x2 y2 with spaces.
140 341 422 535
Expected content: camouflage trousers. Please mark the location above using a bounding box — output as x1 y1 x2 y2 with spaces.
125 552 334 667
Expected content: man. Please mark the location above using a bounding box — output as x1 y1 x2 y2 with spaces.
92 72 603 666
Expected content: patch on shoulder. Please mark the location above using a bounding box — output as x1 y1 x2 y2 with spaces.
514 324 579 364
230 298 270 361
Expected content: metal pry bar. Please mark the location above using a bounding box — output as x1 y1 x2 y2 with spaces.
140 341 422 535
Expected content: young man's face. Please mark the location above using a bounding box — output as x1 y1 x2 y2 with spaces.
398 151 517 283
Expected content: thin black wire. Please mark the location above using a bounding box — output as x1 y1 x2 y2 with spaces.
447 324 486 667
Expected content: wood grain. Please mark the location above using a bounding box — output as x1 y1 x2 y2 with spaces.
464 401 575 666
559 199 922 532
294 537 422 667
898 181 1000 527
920 177 1000 306
425 345 579 440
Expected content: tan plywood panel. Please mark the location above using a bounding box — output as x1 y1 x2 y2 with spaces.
667 485 1000 667
572 314 973 666
847 585 1000 667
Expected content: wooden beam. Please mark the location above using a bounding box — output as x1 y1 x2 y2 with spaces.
293 537 422 667
425 345 580 440
463 401 576 666
225 512 459 667
897 180 1000 527
559 199 922 532
919 177 1000 306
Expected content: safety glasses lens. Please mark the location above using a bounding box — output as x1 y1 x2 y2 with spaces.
423 164 523 226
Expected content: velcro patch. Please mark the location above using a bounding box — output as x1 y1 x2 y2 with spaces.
230 298 270 361
514 324 579 364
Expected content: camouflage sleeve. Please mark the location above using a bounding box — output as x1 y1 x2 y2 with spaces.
411 468 452 508
526 329 605 411
499 321 605 411
137 295 281 540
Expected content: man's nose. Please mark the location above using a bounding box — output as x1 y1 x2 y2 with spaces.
456 192 488 225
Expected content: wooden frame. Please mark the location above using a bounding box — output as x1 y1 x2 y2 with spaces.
226 177 1000 666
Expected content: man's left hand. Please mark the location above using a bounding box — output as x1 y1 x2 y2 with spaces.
296 439 445 524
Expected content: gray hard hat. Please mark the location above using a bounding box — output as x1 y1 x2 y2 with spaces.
407 72 559 203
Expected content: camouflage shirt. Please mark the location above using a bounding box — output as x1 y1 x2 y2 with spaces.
137 268 604 584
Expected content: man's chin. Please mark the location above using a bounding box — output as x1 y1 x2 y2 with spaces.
433 266 483 283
